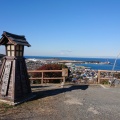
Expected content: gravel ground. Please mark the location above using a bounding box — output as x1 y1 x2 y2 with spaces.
0 84 120 120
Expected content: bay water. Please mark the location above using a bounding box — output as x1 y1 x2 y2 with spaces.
25 56 120 71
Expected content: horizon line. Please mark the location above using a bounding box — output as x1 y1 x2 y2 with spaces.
24 55 120 59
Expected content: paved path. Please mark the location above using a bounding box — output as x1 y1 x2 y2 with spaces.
0 84 120 120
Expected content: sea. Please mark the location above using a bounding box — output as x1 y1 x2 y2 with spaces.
24 56 120 71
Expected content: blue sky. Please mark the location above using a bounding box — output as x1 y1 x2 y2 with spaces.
0 0 120 58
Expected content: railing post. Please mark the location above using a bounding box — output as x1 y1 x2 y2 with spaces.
98 70 100 84
63 76 65 83
41 72 43 84
61 68 68 87
60 76 65 88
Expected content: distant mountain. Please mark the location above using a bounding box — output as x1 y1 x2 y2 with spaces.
0 54 5 58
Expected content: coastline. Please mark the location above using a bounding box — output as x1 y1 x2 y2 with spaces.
25 56 120 71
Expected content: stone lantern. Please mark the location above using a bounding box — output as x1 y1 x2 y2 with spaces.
0 31 32 105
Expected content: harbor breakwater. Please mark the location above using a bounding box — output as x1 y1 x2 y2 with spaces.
25 56 120 71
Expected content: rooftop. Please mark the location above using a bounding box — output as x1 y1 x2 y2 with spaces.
0 31 31 47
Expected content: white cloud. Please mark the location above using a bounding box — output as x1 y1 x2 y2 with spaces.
59 50 72 56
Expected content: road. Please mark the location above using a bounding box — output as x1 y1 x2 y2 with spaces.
0 84 120 120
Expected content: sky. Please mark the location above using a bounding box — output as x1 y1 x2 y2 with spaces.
0 0 120 58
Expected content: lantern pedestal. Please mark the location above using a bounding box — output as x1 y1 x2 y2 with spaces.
0 56 32 105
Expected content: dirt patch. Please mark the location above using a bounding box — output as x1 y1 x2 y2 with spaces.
0 93 59 119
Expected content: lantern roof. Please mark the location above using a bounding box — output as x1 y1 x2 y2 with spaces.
0 31 31 47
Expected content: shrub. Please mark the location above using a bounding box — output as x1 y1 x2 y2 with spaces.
101 79 109 84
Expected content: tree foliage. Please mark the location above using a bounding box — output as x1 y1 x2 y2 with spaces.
32 64 68 78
